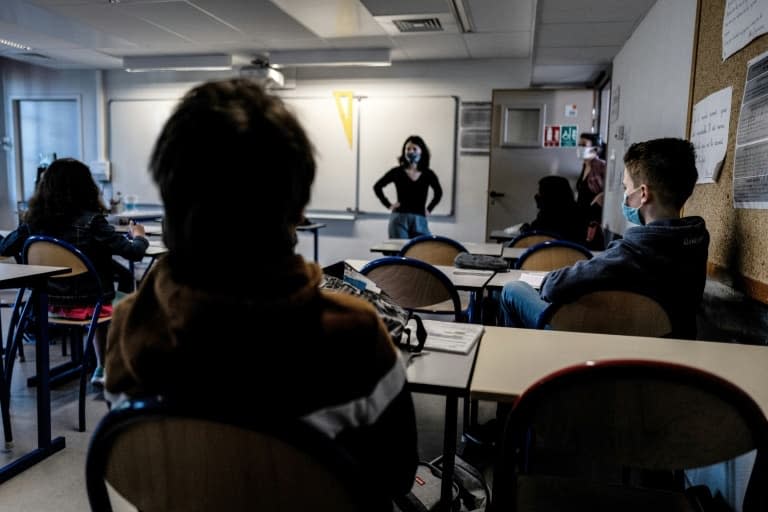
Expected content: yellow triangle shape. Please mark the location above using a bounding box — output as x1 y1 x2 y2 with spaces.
333 90 354 149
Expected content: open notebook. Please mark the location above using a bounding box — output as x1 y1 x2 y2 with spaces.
408 319 484 355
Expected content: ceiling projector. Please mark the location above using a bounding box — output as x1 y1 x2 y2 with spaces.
239 61 285 88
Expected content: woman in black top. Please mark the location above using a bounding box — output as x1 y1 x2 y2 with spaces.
373 135 442 238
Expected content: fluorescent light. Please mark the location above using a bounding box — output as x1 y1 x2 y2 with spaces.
450 0 474 33
123 54 232 72
269 48 391 68
0 38 31 51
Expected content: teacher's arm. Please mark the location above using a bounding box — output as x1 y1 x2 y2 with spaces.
426 169 443 213
373 168 396 209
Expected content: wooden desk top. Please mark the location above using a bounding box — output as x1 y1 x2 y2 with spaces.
404 344 478 395
0 263 70 289
371 239 503 257
346 259 494 291
470 327 768 417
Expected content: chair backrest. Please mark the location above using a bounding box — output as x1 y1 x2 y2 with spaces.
537 290 672 337
499 360 768 511
360 256 462 320
506 230 560 249
86 398 389 512
515 240 591 271
399 235 468 266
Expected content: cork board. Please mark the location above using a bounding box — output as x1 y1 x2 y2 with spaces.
685 0 768 302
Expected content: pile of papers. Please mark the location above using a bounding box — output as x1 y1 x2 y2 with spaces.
409 319 485 355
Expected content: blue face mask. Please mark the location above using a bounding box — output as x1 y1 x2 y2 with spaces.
406 152 420 165
622 189 643 225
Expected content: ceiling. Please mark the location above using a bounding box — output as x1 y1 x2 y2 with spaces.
0 0 656 85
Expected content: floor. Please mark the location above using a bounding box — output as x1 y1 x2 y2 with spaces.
0 305 496 511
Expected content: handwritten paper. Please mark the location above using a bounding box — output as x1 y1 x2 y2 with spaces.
520 272 547 289
723 0 768 61
414 319 484 355
734 50 768 208
691 87 732 183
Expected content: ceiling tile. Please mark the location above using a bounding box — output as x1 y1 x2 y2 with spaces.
190 0 319 41
270 0 385 38
464 32 530 59
359 0 447 16
327 35 393 48
120 1 245 43
537 21 636 47
535 45 619 65
394 33 468 60
531 63 604 85
465 0 534 32
539 0 656 24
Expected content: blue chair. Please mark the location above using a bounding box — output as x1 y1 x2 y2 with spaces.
360 256 465 322
399 235 469 267
515 240 592 271
8 235 111 431
505 230 561 249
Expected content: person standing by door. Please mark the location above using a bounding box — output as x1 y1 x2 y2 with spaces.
373 135 443 239
575 132 607 249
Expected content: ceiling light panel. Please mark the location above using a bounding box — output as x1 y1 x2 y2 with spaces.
270 0 385 38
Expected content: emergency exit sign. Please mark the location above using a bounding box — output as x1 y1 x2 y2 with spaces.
560 125 578 147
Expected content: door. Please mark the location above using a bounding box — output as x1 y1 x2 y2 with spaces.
486 89 595 240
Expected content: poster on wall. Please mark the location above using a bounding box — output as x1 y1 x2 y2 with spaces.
544 125 560 147
733 50 768 208
722 0 768 61
690 86 732 183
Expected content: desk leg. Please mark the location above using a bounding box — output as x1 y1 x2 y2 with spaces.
440 395 458 509
312 228 319 262
0 289 65 484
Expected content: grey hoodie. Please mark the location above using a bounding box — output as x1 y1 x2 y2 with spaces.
541 216 709 339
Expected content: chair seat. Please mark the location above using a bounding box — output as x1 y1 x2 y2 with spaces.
517 475 696 512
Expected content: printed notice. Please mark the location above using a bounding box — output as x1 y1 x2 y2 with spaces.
723 0 768 61
690 87 732 183
734 50 768 207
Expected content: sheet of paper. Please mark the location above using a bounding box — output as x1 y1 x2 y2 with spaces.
410 319 484 355
734 50 768 207
691 87 732 183
520 272 546 289
723 0 768 61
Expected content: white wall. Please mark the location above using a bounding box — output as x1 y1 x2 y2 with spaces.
604 0 697 234
102 58 532 266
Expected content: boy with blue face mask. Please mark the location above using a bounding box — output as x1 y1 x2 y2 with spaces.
500 138 709 339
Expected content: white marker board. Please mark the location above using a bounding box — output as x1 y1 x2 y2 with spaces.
108 99 177 204
358 96 457 216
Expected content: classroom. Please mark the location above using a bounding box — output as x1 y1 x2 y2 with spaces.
0 0 766 510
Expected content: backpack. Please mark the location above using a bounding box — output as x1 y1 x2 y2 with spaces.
321 261 427 352
395 455 490 512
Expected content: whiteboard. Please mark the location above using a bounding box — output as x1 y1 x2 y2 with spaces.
108 99 177 205
358 96 457 216
283 97 357 212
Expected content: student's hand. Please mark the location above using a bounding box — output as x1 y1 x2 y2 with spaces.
129 221 146 238
591 192 605 207
390 202 400 212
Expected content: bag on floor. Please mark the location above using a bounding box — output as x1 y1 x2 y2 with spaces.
321 261 427 352
395 455 490 512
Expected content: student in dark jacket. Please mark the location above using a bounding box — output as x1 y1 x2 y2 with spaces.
519 175 585 243
0 158 148 384
500 138 709 339
104 79 419 500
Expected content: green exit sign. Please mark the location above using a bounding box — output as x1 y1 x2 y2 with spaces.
560 125 578 147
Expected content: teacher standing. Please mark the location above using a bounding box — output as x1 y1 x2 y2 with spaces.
373 135 443 238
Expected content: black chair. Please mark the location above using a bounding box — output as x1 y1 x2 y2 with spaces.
496 359 768 511
86 396 390 512
514 240 592 271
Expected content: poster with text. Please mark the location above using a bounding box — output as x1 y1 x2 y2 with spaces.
690 86 732 183
734 50 768 207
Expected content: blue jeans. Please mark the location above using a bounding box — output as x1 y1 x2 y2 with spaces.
500 281 549 328
389 212 430 239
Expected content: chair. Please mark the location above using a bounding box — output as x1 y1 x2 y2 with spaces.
86 397 390 512
360 256 465 321
399 234 469 266
515 240 592 271
496 359 768 511
505 230 561 249
536 290 672 337
7 235 111 432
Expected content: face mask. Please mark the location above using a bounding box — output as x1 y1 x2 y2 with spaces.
406 152 420 165
577 146 597 160
622 189 644 225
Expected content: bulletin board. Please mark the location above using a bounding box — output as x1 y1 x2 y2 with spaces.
685 0 768 302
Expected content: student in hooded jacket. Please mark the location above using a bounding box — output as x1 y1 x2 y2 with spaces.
373 135 443 239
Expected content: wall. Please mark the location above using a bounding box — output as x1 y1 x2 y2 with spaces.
604 0 698 234
102 58 532 266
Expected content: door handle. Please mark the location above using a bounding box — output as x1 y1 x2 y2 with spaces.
489 190 505 198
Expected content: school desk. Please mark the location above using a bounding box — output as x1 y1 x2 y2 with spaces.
0 263 70 483
470 327 768 416
485 269 549 290
371 239 504 257
296 222 326 262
